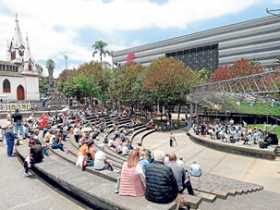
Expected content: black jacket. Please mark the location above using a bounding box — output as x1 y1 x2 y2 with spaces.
145 161 178 204
31 145 44 164
12 112 22 123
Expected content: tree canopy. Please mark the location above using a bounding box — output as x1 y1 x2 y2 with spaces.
92 40 111 63
210 58 263 81
57 57 266 109
143 57 197 107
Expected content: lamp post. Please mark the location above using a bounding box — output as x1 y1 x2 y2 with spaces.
64 55 68 70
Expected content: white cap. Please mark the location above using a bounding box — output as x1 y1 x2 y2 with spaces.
153 150 165 162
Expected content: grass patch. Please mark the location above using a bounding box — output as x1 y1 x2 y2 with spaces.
225 99 280 116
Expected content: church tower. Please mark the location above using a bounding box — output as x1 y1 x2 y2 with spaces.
23 34 35 73
8 14 25 65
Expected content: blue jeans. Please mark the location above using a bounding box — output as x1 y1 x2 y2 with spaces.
15 123 23 136
51 143 64 151
6 139 15 157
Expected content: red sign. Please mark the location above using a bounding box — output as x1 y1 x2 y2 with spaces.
127 52 135 64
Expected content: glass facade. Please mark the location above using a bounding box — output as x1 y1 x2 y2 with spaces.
166 44 219 71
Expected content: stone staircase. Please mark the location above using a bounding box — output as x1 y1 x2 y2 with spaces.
191 174 263 199
198 190 280 210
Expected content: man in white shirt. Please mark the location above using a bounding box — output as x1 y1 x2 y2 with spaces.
190 161 202 177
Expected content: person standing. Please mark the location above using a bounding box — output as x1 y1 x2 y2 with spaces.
5 125 16 157
73 125 81 143
169 132 177 147
12 109 23 137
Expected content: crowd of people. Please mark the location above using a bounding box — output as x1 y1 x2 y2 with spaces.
1 107 203 209
193 119 279 148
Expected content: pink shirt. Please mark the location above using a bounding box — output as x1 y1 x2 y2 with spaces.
119 162 145 197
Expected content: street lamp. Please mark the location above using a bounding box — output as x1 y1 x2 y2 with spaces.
64 55 68 70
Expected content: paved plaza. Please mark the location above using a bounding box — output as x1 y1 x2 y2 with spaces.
142 130 280 194
0 146 85 210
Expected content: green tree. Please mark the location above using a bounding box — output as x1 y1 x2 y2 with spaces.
72 73 101 102
78 61 110 101
57 62 105 104
108 63 146 110
39 77 49 97
144 57 196 118
92 40 111 63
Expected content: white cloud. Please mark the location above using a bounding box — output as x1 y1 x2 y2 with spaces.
0 0 258 75
2 0 258 31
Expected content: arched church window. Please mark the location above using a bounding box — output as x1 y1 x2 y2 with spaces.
3 79 11 93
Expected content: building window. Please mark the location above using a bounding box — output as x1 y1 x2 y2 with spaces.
166 44 218 71
3 79 11 93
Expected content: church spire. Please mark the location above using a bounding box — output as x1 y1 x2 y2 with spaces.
9 14 25 64
24 34 32 60
14 14 24 49
24 34 35 72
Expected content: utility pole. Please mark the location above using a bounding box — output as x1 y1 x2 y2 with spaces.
64 55 68 70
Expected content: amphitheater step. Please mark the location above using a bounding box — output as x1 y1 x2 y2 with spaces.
190 174 263 199
275 146 280 156
181 194 202 209
194 191 216 202
198 190 280 210
16 143 177 210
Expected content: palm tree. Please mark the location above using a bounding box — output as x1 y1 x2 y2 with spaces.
92 40 111 64
46 59 55 88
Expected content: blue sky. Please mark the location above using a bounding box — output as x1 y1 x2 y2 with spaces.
0 0 279 77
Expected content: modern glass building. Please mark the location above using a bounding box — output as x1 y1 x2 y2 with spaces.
112 15 280 71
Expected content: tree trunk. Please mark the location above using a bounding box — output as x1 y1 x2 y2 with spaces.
177 104 181 122
160 105 163 121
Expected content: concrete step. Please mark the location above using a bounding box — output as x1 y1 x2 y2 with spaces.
194 191 216 202
16 143 177 210
274 146 280 156
191 174 263 199
180 194 202 209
